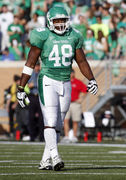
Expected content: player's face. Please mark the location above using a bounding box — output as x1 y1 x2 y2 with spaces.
53 18 67 32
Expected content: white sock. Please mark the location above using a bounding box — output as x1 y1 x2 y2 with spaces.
42 145 51 162
44 128 59 159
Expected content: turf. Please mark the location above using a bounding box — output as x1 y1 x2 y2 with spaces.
0 142 126 180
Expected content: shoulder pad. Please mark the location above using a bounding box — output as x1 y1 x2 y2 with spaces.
30 27 49 49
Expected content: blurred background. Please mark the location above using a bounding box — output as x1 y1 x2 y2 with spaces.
0 0 126 143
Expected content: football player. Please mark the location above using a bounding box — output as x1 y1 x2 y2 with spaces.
17 6 98 171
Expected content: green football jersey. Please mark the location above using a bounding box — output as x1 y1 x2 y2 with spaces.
30 27 83 81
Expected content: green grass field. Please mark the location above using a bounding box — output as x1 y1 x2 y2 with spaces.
0 141 126 180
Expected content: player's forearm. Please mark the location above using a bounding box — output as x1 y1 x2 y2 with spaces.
20 46 41 87
78 60 94 80
75 48 95 80
20 74 31 87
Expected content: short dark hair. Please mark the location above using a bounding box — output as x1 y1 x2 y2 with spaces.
96 15 102 19
14 75 20 82
14 15 19 18
2 4 7 8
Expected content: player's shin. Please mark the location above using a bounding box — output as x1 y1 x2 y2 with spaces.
44 128 64 170
44 128 59 159
39 144 52 170
42 145 51 162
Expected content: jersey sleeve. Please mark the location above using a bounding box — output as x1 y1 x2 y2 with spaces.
75 31 84 49
30 28 46 49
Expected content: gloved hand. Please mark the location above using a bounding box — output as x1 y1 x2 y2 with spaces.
17 86 30 108
87 79 98 95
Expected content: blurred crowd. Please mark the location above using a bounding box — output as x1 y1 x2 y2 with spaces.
0 0 126 61
4 62 44 141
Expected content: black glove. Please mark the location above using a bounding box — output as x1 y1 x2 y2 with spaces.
87 79 98 95
17 86 30 108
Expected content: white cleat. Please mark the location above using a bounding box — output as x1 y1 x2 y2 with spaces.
60 136 70 143
38 158 52 170
70 136 78 143
52 156 64 171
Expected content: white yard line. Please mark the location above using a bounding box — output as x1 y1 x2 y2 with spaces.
109 151 126 154
1 165 126 168
0 160 14 163
12 160 125 164
0 155 123 158
65 160 126 162
0 172 126 176
0 160 124 164
0 159 126 164
1 141 126 148
1 151 126 156
13 163 93 165
0 152 41 155
0 152 108 155
1 151 126 155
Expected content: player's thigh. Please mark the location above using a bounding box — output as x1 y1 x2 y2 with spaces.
59 81 71 114
39 75 59 127
71 102 82 122
39 75 59 106
56 81 71 130
56 107 71 131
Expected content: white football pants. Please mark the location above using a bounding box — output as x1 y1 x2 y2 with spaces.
39 75 71 131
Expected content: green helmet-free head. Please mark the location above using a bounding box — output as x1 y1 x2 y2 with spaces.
47 6 70 35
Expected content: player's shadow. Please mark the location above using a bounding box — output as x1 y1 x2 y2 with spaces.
62 166 126 171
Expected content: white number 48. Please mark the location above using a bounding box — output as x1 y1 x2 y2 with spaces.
49 44 72 67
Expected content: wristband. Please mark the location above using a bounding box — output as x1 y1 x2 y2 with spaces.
89 78 95 81
18 86 24 92
23 65 33 76
18 86 24 89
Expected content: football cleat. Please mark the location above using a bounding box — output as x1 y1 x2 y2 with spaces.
52 156 64 171
70 136 78 143
38 158 52 170
60 136 70 143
